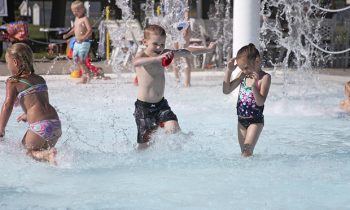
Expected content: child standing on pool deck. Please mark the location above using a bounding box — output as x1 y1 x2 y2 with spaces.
133 24 216 149
172 9 193 87
0 43 62 164
340 81 350 112
223 43 271 157
63 0 93 83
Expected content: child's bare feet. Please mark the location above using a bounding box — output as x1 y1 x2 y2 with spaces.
78 75 89 84
48 148 58 165
28 147 58 165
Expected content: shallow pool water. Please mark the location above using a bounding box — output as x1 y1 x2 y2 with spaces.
0 71 349 210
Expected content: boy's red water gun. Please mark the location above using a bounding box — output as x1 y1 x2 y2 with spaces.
161 51 174 67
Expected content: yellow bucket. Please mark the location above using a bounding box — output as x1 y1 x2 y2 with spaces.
70 70 82 78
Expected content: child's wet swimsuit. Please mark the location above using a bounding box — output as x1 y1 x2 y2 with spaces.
29 119 62 142
236 78 264 129
73 40 91 61
133 98 178 143
15 79 62 141
16 79 48 104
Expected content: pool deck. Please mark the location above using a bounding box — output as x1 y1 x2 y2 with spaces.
0 60 349 80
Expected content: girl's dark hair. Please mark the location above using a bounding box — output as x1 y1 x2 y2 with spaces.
236 43 260 63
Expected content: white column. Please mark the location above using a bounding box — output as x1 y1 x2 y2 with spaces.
33 3 40 25
84 1 90 17
196 0 202 18
233 0 260 56
0 0 8 16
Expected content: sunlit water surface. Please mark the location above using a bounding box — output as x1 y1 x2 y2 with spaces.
0 71 349 210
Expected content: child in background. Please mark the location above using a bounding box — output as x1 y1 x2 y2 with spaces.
133 24 216 149
2 20 29 44
172 10 193 87
340 81 350 112
63 0 93 83
64 36 111 80
223 43 271 157
0 43 61 164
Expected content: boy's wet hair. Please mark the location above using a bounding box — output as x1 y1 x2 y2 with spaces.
144 24 166 39
236 43 260 63
6 43 35 80
71 0 84 9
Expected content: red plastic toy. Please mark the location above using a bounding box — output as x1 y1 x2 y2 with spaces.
161 52 174 67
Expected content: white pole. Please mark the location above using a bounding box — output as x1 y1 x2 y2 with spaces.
196 0 202 18
84 1 90 17
0 0 8 16
26 0 28 17
232 0 260 56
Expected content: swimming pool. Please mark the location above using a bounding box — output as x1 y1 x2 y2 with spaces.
0 71 349 209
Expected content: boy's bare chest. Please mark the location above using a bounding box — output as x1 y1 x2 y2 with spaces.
144 64 164 76
75 19 86 29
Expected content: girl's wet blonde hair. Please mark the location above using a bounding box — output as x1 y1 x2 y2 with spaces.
6 43 35 81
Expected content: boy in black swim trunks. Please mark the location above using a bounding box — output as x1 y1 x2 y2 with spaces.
133 24 216 148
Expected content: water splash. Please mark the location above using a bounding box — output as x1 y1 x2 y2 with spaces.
145 0 187 44
43 55 75 75
260 0 326 70
207 0 231 66
115 0 134 21
105 0 138 73
260 0 330 99
223 0 233 61
141 0 156 27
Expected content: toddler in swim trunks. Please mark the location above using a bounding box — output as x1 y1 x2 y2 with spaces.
63 0 93 83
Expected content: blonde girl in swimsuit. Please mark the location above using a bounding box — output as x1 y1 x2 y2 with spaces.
0 43 61 164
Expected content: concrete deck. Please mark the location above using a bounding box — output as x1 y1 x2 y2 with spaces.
0 59 349 77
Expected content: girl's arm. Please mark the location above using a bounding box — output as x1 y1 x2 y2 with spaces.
223 58 244 94
0 82 17 137
251 73 271 106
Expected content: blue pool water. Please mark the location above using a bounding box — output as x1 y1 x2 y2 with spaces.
0 71 349 209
